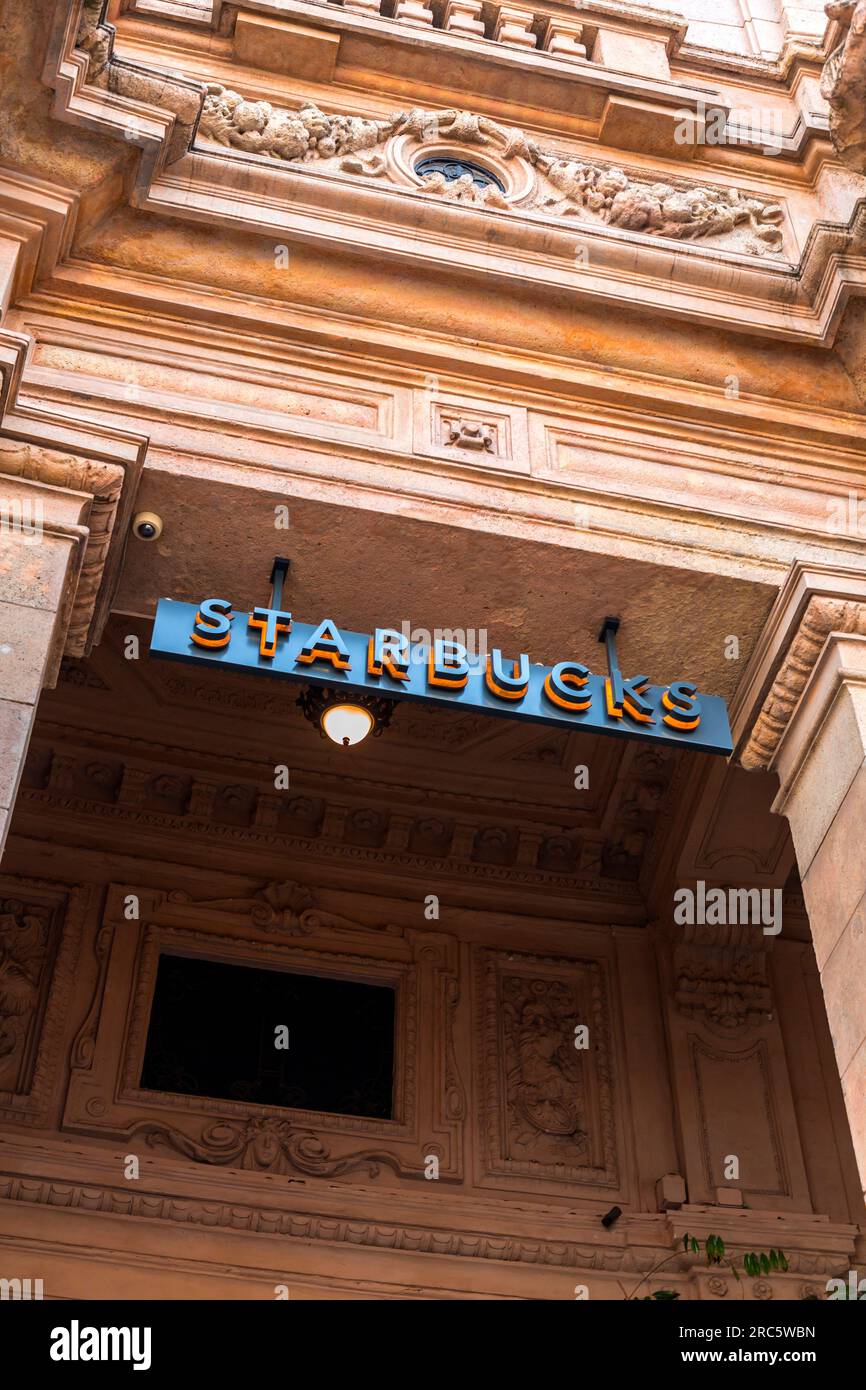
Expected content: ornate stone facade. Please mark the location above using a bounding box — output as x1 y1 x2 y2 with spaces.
0 0 864 1301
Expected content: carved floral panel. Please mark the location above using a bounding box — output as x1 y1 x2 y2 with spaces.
475 946 622 1192
0 878 87 1127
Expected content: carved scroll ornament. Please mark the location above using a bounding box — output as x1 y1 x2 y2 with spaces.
133 1116 403 1177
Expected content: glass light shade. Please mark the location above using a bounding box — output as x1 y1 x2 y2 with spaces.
321 702 375 747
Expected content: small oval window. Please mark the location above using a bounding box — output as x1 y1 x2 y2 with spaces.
415 156 506 192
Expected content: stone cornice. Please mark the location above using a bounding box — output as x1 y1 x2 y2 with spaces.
47 0 205 189
35 4 866 346
0 1132 856 1285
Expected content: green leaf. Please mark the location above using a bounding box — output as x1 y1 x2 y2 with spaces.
760 1253 770 1276
769 1250 779 1272
717 1238 725 1257
683 1234 690 1251
779 1253 789 1273
691 1237 699 1255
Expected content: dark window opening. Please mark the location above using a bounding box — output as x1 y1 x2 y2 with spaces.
140 954 395 1119
415 156 506 192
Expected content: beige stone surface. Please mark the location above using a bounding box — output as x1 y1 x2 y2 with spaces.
802 761 866 970
0 697 30 809
233 14 341 81
592 28 671 80
0 600 57 704
781 679 866 872
840 1036 866 1194
0 526 78 611
821 894 866 1075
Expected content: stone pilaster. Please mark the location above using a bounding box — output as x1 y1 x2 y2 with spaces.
0 434 129 862
0 484 80 857
735 562 866 1202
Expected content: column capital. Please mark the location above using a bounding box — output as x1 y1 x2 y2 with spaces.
732 561 866 774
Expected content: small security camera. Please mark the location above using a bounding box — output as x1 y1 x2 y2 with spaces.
132 511 163 542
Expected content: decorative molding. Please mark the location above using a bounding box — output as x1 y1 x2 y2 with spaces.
0 1149 853 1280
17 735 651 901
33 7 865 344
0 438 124 658
65 0 204 168
672 919 773 1035
739 595 866 771
62 899 465 1182
197 87 786 255
0 330 146 670
132 1116 404 1177
163 880 402 936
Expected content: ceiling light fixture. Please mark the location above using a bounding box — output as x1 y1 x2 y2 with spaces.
297 685 396 748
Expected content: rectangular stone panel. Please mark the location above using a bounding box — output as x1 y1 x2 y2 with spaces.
691 1037 789 1197
474 946 621 1191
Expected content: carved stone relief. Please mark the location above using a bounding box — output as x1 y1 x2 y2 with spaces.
673 920 774 1036
475 947 621 1190
0 878 87 1127
822 1 866 175
0 898 53 1093
197 86 786 255
0 439 126 658
740 596 866 771
133 1116 404 1178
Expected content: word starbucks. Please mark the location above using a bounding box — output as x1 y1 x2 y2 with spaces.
149 566 733 755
